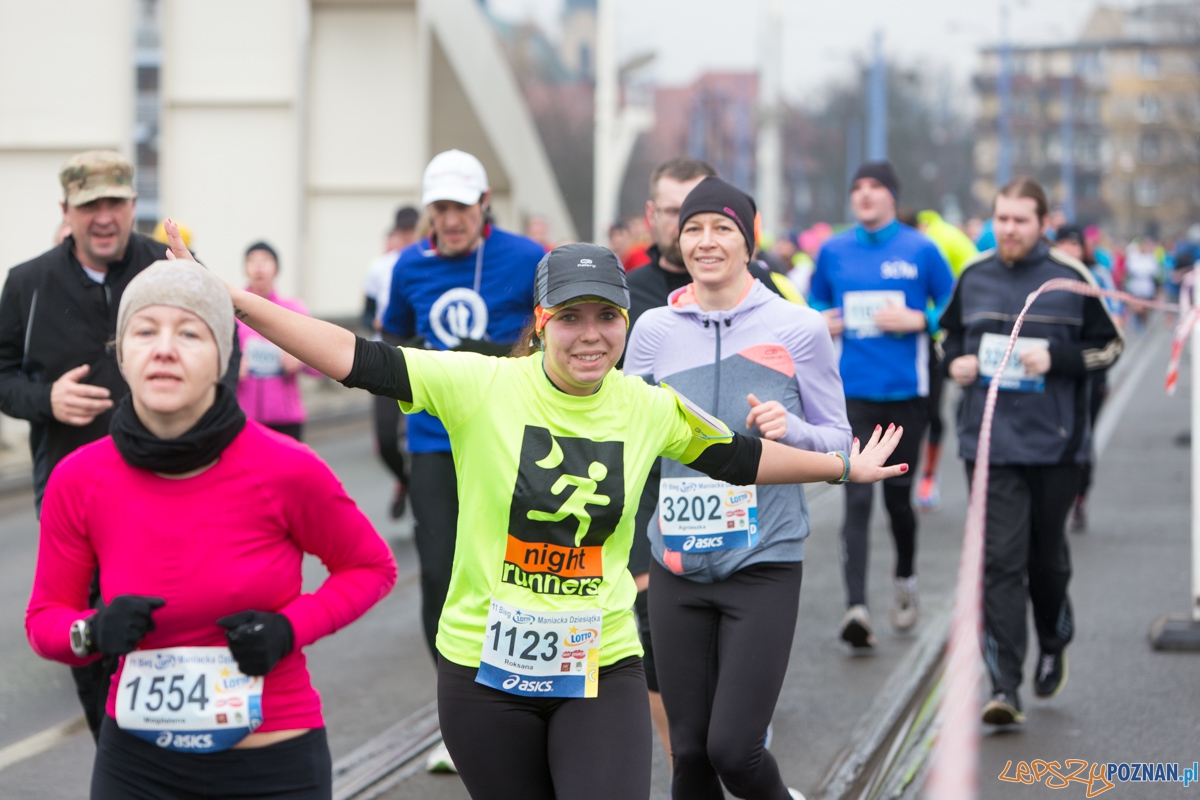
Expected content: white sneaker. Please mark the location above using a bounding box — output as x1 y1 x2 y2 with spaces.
839 605 875 648
425 740 457 774
788 789 807 800
889 576 919 632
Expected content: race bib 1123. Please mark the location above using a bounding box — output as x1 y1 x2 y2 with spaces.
476 598 601 699
659 478 758 553
115 647 263 753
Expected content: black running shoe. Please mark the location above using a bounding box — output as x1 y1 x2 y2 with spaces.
1034 651 1068 698
982 691 1025 725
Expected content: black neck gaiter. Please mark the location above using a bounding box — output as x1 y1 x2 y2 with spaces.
110 384 247 474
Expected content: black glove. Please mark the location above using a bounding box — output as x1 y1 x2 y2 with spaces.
215 611 295 676
91 595 166 656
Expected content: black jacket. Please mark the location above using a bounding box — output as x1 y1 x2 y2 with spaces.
940 241 1123 466
0 233 240 473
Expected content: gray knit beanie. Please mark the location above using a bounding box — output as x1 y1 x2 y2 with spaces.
117 260 235 379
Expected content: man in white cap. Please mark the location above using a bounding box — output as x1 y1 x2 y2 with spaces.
381 150 545 771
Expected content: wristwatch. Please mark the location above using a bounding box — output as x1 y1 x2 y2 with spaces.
69 618 94 658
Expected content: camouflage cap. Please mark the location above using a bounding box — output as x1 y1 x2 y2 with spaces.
59 150 136 207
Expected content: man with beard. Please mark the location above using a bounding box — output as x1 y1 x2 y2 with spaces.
941 177 1122 726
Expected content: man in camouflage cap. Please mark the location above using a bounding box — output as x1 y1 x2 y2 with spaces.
0 150 239 740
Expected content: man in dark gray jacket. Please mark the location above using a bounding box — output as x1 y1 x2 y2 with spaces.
941 177 1122 726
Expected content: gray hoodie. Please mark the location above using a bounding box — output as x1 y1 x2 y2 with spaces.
624 279 851 583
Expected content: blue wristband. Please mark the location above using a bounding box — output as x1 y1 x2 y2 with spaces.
826 450 850 485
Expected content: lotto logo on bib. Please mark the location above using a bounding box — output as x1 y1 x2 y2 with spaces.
429 287 489 349
503 427 625 596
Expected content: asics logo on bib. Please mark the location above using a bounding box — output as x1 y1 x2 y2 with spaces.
156 732 213 749
880 260 919 280
504 427 625 596
429 287 489 349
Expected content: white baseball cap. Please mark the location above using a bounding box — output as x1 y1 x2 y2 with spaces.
422 149 489 207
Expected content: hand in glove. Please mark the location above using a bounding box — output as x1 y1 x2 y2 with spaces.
215 610 295 676
92 595 166 655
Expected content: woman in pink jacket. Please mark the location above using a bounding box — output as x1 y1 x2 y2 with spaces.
26 260 397 799
237 242 320 440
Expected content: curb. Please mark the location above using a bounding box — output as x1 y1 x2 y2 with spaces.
814 609 949 800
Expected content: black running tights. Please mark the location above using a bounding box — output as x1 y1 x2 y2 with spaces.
437 655 652 800
650 559 803 800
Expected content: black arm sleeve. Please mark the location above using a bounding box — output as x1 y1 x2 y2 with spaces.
339 336 412 402
938 280 967 373
0 276 53 422
683 432 762 487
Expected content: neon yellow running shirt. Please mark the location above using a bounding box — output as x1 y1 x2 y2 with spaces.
398 348 730 669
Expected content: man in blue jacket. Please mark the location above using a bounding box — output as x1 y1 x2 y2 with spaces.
810 161 955 648
383 149 544 659
941 177 1122 726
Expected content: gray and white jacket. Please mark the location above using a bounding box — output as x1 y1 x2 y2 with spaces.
624 279 851 583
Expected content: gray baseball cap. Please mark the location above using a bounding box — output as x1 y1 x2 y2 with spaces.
534 243 629 310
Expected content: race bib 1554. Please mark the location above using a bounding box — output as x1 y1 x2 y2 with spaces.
115 647 263 753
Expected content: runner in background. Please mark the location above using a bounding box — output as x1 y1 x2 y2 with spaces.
941 177 1122 726
1054 224 1117 533
626 177 849 800
25 259 396 799
208 227 906 800
363 206 420 519
809 162 955 648
909 209 977 510
236 242 319 441
382 150 544 773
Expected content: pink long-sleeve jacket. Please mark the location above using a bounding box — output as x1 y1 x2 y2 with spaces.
26 422 398 733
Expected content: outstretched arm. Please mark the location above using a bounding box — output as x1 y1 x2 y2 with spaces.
756 423 906 485
162 219 356 381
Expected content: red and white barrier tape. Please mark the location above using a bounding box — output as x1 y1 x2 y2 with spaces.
925 276 1192 800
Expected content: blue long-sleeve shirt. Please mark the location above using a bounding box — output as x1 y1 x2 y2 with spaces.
809 221 955 401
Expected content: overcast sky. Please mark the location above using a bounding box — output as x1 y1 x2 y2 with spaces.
486 0 1143 104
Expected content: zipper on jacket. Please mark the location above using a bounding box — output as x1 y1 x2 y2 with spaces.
712 316 722 415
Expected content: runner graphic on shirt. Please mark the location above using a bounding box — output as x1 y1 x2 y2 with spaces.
504 427 624 595
526 461 611 546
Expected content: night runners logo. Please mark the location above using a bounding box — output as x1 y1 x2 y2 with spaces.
503 427 624 596
999 759 1200 796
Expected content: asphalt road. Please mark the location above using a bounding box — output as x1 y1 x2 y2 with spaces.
2 332 1191 799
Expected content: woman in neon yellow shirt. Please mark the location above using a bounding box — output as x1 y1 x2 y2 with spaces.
163 222 905 800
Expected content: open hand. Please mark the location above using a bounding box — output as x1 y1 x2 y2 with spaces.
746 393 788 440
51 364 113 426
848 424 907 483
162 218 197 262
821 308 844 337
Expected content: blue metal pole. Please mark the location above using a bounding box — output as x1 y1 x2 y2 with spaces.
846 116 863 222
997 6 1013 186
689 89 706 161
866 30 888 161
1060 74 1076 222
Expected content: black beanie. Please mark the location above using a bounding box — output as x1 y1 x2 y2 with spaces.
245 241 280 270
851 161 901 199
678 176 757 256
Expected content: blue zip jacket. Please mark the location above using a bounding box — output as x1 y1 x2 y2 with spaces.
809 221 955 401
